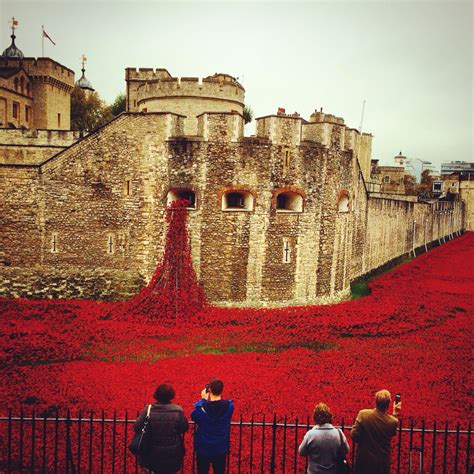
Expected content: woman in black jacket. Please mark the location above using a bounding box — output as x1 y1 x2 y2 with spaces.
134 383 189 474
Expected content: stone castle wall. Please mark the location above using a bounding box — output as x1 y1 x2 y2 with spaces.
0 128 80 165
0 111 465 305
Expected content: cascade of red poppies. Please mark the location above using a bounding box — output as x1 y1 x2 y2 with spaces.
113 199 206 321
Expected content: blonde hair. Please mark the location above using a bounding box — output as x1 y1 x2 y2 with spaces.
375 389 391 411
313 402 333 425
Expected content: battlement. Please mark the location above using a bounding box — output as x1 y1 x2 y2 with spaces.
136 74 245 106
0 57 75 87
255 114 303 146
196 111 244 142
0 128 80 146
309 110 345 125
125 67 172 82
127 68 245 135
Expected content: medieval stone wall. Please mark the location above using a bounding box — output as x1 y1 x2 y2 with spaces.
0 129 80 165
0 110 466 305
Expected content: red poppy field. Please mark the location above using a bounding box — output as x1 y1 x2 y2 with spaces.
0 221 473 472
1 232 472 424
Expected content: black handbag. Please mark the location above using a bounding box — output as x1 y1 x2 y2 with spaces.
337 429 351 474
129 404 152 456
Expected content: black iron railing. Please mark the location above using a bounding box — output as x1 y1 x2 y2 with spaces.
0 410 472 473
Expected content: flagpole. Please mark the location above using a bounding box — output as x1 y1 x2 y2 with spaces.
41 25 44 57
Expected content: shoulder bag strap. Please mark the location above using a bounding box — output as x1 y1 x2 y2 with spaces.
145 404 152 418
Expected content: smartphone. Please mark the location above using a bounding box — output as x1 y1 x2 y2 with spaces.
395 393 401 403
205 384 210 393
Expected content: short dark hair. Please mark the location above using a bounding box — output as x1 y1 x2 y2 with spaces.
153 383 175 404
209 379 224 396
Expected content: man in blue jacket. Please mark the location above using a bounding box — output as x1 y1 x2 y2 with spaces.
191 378 234 474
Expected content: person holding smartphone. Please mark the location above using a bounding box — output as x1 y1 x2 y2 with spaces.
191 379 234 474
350 389 402 474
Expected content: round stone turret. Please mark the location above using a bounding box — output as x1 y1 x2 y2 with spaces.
134 70 245 135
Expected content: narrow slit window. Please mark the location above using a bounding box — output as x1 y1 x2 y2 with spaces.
107 234 114 254
124 179 132 196
282 239 291 263
51 233 58 253
57 113 61 128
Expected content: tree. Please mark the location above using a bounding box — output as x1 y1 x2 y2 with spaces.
70 87 112 133
109 92 126 117
243 104 253 124
403 174 417 195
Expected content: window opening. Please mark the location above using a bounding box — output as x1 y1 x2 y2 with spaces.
275 191 303 212
227 192 245 208
51 233 58 253
338 195 350 213
167 189 196 209
283 239 291 263
222 190 254 211
107 235 114 254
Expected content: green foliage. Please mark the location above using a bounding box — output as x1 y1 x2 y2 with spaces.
109 92 126 117
351 282 372 299
70 87 112 133
243 104 253 124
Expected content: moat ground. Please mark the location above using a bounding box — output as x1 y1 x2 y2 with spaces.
0 233 472 425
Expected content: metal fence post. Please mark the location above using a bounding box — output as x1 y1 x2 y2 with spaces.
270 413 277 474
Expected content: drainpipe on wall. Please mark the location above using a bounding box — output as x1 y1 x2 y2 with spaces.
424 218 428 253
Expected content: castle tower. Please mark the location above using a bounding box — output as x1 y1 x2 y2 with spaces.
0 17 75 131
125 68 245 135
75 54 95 94
394 151 407 168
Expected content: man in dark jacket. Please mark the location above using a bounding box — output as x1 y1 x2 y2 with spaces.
350 389 401 474
191 378 234 474
134 383 189 474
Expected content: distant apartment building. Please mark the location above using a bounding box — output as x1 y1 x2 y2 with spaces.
441 161 474 176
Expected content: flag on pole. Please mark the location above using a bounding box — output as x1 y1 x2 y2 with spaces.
42 28 56 45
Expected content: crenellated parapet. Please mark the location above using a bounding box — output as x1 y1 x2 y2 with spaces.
253 108 373 182
0 57 75 91
196 111 244 142
125 68 245 135
255 114 303 146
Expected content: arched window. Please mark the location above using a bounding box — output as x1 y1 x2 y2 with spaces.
20 77 24 94
222 190 254 211
26 83 31 96
338 194 350 213
14 78 19 91
167 188 196 209
275 191 303 212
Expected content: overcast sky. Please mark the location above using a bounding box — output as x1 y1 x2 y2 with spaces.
1 0 472 171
